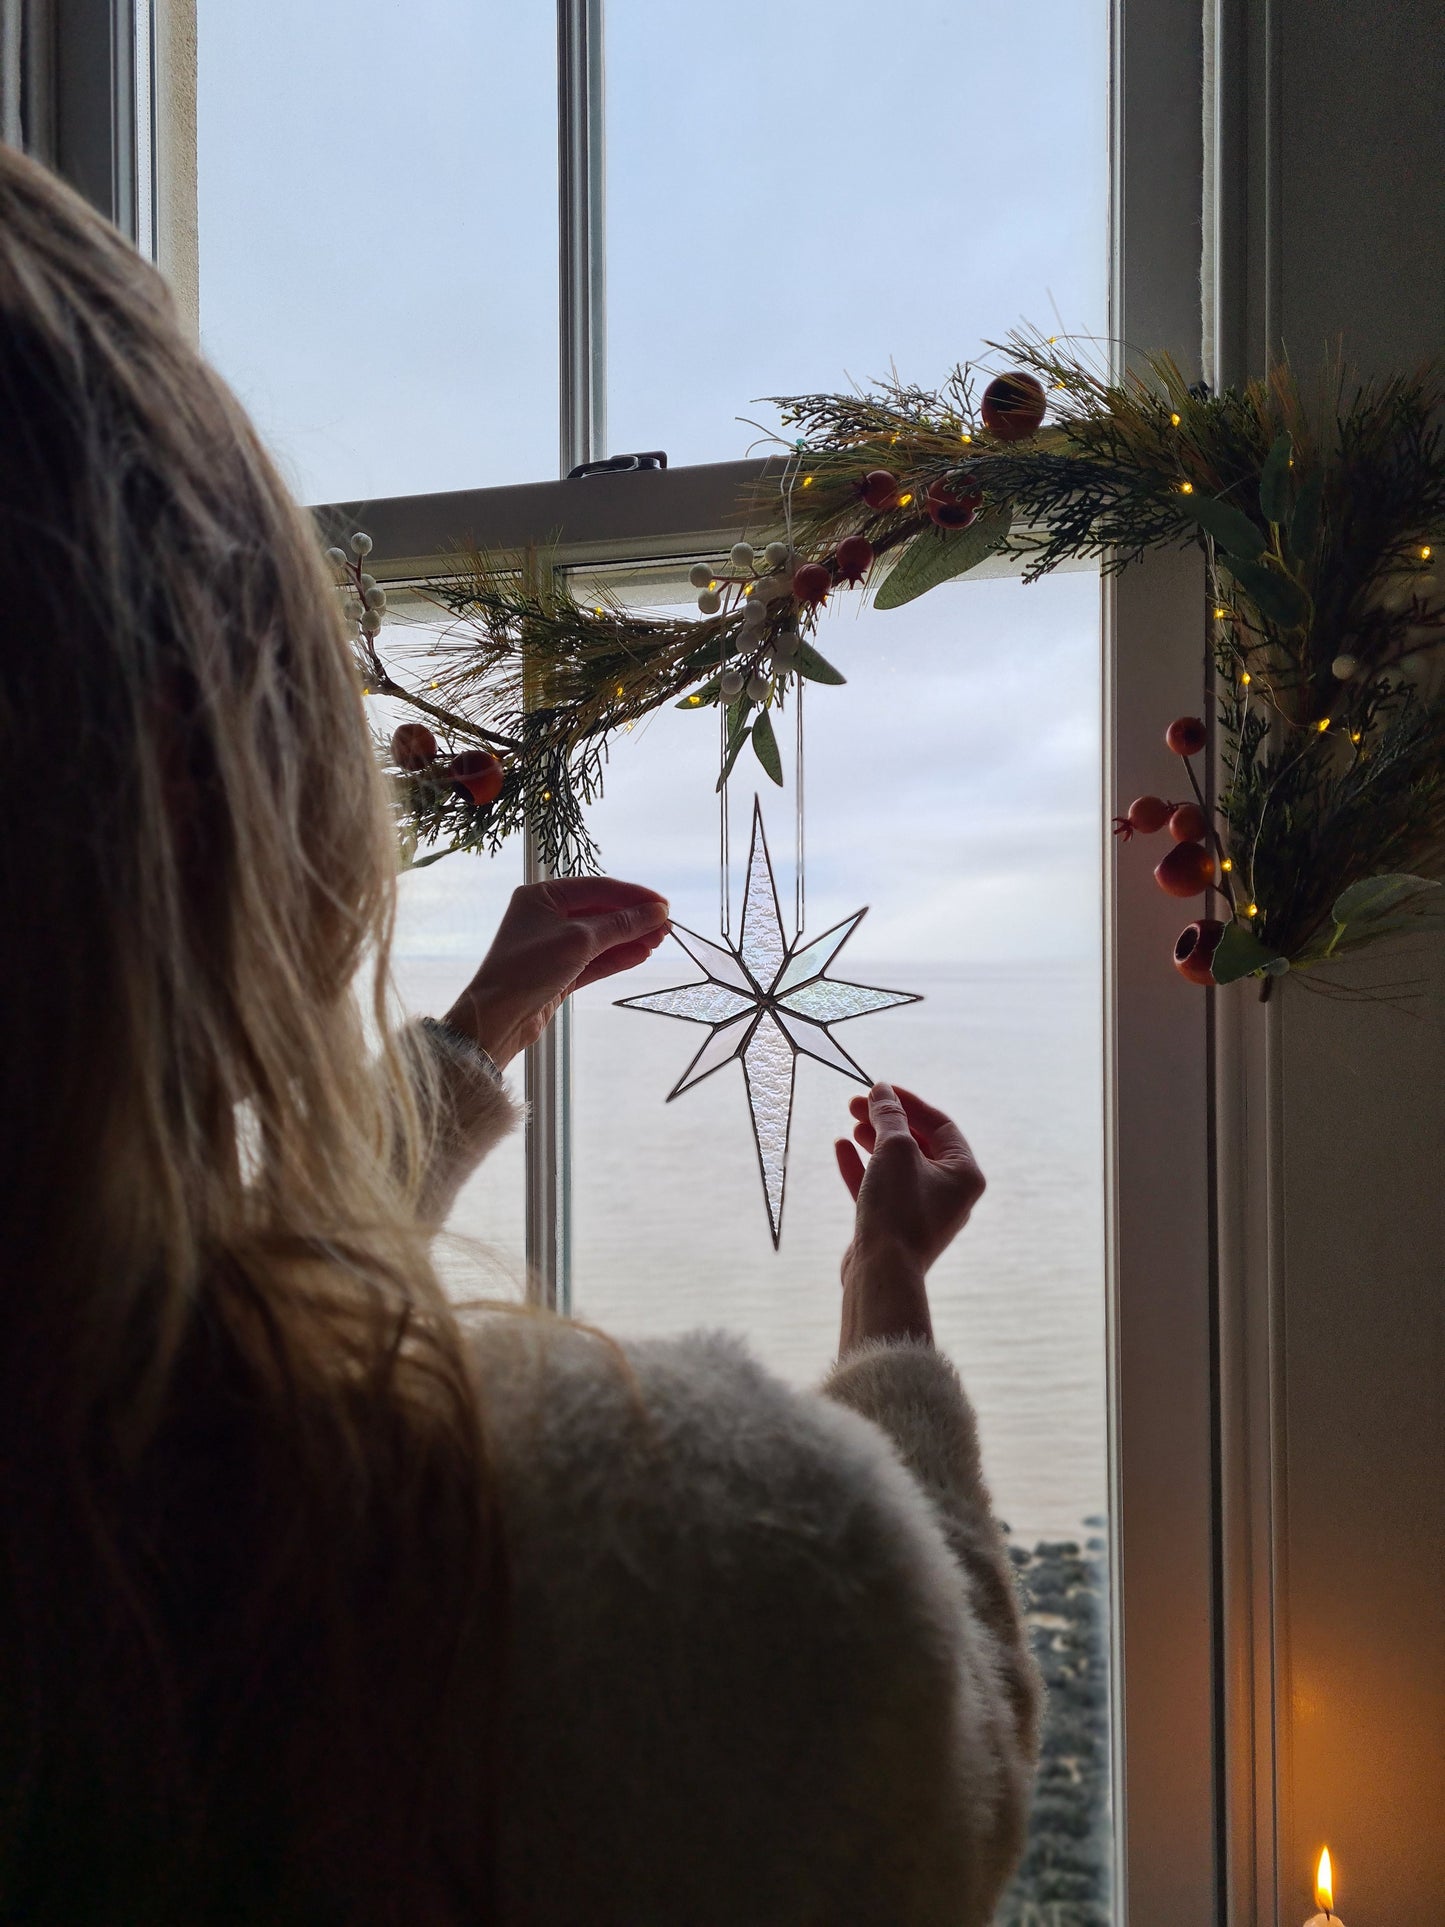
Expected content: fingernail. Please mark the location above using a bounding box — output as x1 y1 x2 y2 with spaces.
870 1080 895 1100
641 899 670 927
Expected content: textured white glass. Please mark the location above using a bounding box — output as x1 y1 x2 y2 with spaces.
741 1015 795 1244
195 0 558 505
737 814 787 989
624 982 755 1025
779 979 915 1022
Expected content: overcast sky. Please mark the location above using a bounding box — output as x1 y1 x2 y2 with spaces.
195 0 1108 965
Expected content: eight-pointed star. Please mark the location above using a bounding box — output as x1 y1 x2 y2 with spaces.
616 798 921 1247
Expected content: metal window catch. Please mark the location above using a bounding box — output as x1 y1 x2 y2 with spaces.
567 450 668 479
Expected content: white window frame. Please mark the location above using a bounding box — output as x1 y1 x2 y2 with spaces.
36 1 1232 1918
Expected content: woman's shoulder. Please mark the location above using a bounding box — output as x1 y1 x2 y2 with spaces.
459 1313 994 1924
463 1310 949 1572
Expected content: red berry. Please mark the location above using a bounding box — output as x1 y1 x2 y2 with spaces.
1169 802 1208 842
390 722 438 770
1127 795 1172 835
925 476 983 529
980 372 1047 441
449 749 505 807
833 535 875 585
859 469 903 511
792 561 832 605
1154 840 1216 898
1174 919 1225 985
1166 715 1207 756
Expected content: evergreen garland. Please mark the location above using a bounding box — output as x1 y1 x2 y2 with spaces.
344 335 1445 985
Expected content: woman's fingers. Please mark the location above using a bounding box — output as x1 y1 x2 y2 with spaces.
849 1086 975 1165
571 896 671 957
542 875 668 917
570 926 669 989
892 1086 976 1167
865 1082 913 1143
834 1137 866 1201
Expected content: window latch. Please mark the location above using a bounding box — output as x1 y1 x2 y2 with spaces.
567 451 668 479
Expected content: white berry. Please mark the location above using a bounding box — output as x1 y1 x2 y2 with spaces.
729 542 755 570
361 609 382 635
721 668 744 697
324 546 348 567
1331 654 1359 680
763 541 790 568
688 563 713 588
754 572 790 603
365 586 387 611
350 531 373 556
746 672 769 701
773 629 801 660
697 589 722 615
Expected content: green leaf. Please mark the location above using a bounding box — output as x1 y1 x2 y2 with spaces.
1225 556 1310 628
873 505 1013 610
1211 921 1285 985
751 708 784 786
1258 434 1294 525
794 643 846 685
1288 472 1323 561
676 675 722 710
1186 494 1267 559
714 701 751 791
1331 873 1441 928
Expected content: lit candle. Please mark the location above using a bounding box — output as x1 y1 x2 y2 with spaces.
1304 1846 1347 1926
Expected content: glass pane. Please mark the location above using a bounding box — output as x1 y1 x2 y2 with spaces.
195 0 558 506
568 566 1111 1922
368 626 527 1298
606 0 1108 466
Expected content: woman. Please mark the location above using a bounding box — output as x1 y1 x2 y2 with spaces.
0 144 1037 1924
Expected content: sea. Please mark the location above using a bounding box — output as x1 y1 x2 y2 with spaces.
393 951 1108 1548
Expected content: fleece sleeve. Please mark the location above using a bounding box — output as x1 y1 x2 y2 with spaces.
821 1337 1040 1773
395 1018 523 1225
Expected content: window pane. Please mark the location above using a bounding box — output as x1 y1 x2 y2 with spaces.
195 0 558 506
368 626 527 1297
568 566 1111 1922
605 0 1107 466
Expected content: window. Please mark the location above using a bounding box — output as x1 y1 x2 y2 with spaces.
76 0 1222 1916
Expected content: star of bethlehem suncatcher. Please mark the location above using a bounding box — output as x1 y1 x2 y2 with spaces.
617 799 921 1247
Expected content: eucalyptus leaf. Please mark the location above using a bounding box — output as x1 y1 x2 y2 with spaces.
1288 472 1323 561
751 708 784 786
1258 434 1294 525
676 675 722 710
1331 873 1441 927
794 643 847 685
1224 556 1310 627
714 701 752 791
1211 921 1284 985
1186 494 1267 559
873 505 1013 610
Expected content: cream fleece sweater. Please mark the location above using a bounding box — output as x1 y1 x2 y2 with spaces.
415 1022 1040 1926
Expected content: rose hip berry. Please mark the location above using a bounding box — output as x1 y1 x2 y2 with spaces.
1166 715 1207 756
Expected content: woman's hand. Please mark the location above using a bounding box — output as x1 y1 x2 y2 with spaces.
834 1084 985 1356
440 878 670 1070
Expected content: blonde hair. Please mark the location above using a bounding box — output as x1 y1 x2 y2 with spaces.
0 146 501 1921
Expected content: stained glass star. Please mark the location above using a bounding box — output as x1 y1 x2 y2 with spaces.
616 798 921 1246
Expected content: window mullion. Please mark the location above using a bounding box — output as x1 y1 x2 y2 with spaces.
525 0 606 1314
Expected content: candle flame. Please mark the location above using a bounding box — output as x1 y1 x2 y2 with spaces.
1315 1846 1334 1914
